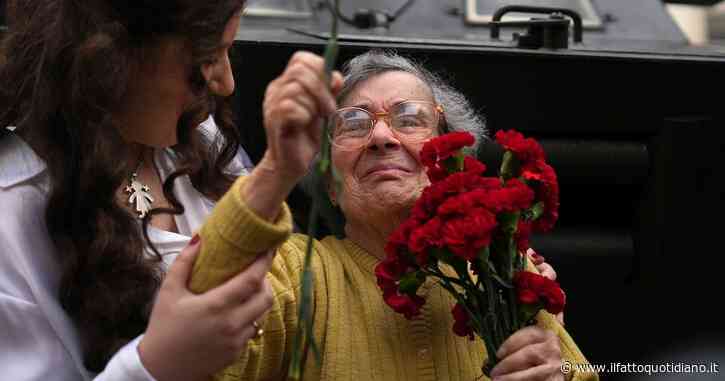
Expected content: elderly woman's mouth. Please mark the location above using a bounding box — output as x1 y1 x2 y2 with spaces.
361 165 412 179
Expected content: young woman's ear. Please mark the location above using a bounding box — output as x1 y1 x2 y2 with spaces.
201 63 220 94
201 59 234 97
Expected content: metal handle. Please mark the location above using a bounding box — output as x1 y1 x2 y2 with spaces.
490 5 583 43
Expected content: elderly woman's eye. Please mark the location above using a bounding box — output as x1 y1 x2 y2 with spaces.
396 116 420 128
340 119 371 135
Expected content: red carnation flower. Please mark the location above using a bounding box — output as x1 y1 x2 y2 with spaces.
485 179 535 214
522 160 560 232
375 255 409 293
408 217 444 265
436 191 477 217
385 218 420 258
452 303 475 340
428 132 476 161
464 156 487 175
425 165 449 183
515 220 532 253
513 271 566 315
420 132 476 183
383 289 426 319
452 179 533 216
441 207 497 261
495 129 545 164
416 171 492 218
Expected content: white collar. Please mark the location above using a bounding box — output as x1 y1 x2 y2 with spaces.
0 132 46 189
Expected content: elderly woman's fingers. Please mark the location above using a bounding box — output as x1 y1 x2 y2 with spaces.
491 327 562 380
536 262 557 281
282 63 336 115
275 81 317 116
330 71 344 95
495 326 551 359
527 248 557 281
491 363 563 381
527 248 545 265
288 51 326 75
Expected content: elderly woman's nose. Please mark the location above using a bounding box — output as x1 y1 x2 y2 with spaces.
367 119 401 151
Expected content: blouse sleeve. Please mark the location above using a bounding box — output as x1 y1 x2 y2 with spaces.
0 181 157 381
93 336 157 381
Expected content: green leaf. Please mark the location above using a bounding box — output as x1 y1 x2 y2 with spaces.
474 246 490 280
498 211 520 235
398 271 425 294
499 151 519 180
443 154 464 173
518 302 542 326
529 201 545 221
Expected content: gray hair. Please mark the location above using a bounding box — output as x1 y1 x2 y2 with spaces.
299 50 487 237
338 50 487 151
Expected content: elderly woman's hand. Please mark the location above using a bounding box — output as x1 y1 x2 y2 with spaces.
527 249 565 326
489 326 565 381
260 51 343 187
242 51 343 221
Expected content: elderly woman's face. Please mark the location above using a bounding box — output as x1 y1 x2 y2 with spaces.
331 71 437 216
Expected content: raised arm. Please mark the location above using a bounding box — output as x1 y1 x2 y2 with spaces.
189 51 342 293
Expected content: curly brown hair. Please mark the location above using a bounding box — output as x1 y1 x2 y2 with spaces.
0 0 245 371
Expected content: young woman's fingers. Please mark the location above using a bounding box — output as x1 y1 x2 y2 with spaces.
164 236 202 292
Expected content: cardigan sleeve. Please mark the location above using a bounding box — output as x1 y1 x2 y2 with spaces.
188 176 324 380
189 175 294 293
524 260 600 381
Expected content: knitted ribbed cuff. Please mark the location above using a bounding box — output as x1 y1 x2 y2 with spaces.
205 175 293 253
189 176 294 293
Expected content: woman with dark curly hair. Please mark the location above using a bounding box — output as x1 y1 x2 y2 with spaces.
0 1 276 380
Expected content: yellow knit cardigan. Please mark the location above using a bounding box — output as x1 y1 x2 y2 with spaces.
189 177 599 381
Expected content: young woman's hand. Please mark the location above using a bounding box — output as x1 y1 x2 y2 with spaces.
138 237 274 381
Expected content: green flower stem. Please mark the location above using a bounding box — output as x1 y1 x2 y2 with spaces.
287 1 340 379
500 151 516 181
508 287 519 332
423 266 474 292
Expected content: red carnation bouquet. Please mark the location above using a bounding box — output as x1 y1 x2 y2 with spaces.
374 130 565 376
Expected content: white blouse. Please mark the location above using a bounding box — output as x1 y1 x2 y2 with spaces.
0 119 252 381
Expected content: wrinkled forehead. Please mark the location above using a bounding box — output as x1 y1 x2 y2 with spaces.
341 70 436 109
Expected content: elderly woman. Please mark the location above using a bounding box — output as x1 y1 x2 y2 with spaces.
191 50 596 381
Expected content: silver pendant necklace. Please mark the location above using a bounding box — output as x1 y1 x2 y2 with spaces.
124 151 154 219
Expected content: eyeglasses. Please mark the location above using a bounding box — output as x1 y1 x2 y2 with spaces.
330 100 444 150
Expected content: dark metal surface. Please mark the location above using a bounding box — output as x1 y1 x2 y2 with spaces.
489 5 583 48
663 0 723 4
238 0 720 57
0 0 6 29
466 0 602 29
